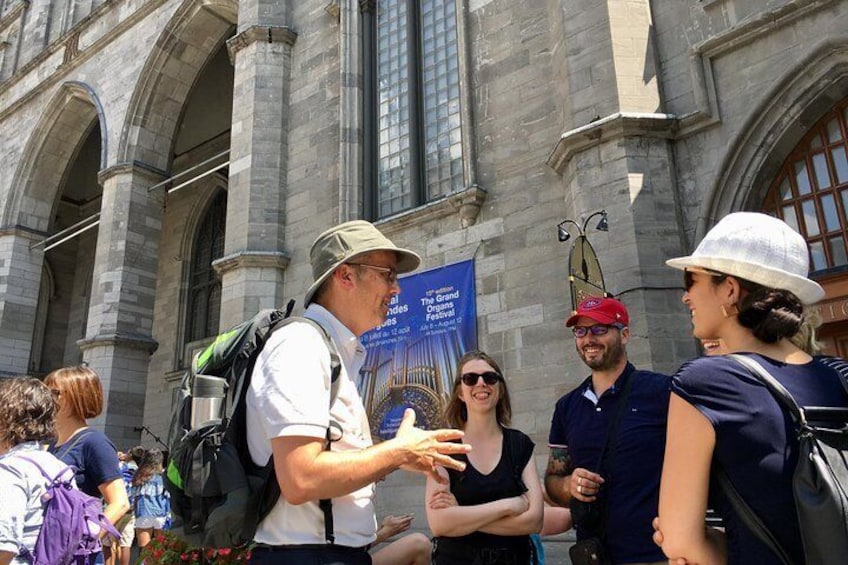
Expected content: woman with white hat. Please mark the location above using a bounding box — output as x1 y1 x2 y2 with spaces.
655 212 848 564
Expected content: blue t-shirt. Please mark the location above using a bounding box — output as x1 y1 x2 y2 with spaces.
672 354 848 564
549 363 670 563
49 429 121 498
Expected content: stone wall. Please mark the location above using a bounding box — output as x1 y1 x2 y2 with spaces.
2 0 847 559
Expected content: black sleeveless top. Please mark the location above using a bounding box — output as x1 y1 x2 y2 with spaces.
438 427 534 552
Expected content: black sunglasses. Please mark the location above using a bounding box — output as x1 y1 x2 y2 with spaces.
460 371 502 386
683 268 727 291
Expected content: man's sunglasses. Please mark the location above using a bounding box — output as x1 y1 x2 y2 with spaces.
572 324 624 338
460 371 502 386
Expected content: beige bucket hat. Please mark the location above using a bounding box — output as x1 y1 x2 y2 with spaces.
304 220 421 306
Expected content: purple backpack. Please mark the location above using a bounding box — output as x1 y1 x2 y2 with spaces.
7 455 120 565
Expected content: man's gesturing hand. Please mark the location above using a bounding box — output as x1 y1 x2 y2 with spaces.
393 408 471 482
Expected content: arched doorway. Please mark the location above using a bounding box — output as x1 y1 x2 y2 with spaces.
35 123 102 372
1 82 106 376
762 97 848 357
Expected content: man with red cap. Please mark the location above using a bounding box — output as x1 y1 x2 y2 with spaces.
545 297 670 565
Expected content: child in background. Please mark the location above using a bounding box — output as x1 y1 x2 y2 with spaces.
131 448 171 551
108 447 144 565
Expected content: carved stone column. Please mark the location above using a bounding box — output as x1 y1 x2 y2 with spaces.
220 12 297 325
0 228 43 375
78 162 165 446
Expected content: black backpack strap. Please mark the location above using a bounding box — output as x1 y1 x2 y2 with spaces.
595 370 634 541
723 354 797 564
226 301 297 422
297 317 343 545
247 310 343 545
713 465 792 565
729 354 806 425
296 318 343 412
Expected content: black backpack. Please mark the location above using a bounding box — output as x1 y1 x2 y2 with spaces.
717 354 848 565
165 299 341 548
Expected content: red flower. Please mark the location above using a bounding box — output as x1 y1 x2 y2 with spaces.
138 531 252 564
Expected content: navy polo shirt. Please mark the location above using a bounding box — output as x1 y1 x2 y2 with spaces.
549 363 670 564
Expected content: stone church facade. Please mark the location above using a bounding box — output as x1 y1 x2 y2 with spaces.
2 0 848 553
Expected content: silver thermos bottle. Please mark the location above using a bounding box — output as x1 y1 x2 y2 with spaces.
190 374 228 429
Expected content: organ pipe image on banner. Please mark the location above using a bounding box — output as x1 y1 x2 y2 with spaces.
357 260 477 439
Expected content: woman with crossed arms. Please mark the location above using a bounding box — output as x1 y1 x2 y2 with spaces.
425 350 543 564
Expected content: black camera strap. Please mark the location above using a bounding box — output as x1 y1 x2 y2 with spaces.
593 367 635 540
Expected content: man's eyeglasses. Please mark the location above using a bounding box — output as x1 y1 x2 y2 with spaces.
460 371 502 386
348 263 398 285
572 324 624 338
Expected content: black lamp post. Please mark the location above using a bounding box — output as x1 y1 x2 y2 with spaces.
556 210 610 313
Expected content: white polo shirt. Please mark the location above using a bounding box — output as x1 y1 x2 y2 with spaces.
245 304 377 547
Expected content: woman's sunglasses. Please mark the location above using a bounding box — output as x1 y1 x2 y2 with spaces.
460 371 502 386
683 267 727 290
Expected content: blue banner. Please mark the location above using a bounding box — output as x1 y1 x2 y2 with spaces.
358 260 477 440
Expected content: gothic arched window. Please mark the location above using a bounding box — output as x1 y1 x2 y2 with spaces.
187 190 226 342
763 100 848 275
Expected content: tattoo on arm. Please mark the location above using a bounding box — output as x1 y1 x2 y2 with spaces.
544 447 574 506
545 447 574 478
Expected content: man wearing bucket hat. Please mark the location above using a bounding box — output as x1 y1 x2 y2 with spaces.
245 220 471 564
655 212 848 564
545 296 670 565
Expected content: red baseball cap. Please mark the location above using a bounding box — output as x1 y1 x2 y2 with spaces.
565 297 629 327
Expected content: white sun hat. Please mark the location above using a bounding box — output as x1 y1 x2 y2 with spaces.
666 212 825 305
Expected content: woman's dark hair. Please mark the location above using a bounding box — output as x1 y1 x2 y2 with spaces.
709 276 803 343
443 350 512 429
128 445 146 465
133 448 164 486
0 377 58 448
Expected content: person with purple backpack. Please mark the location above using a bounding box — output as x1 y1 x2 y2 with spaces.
0 376 118 565
0 377 68 564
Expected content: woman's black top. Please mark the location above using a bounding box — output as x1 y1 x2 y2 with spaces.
434 427 534 562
